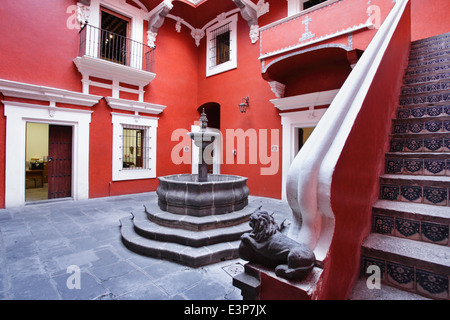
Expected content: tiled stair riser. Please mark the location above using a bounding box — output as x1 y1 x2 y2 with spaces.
389 137 450 152
397 105 450 119
392 120 450 134
401 82 450 96
361 256 449 300
380 184 449 206
407 57 450 70
385 158 450 176
400 93 450 105
372 214 449 246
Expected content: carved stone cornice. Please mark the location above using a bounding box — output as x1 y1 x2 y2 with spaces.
146 1 173 47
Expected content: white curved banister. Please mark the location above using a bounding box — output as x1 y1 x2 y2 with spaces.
286 0 410 262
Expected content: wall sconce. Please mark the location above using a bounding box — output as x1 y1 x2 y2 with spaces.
239 97 249 113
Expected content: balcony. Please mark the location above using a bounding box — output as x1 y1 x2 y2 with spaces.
73 24 156 98
259 0 395 73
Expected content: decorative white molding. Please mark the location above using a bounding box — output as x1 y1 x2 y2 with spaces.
166 8 240 47
146 1 173 47
73 56 156 97
105 96 166 115
259 21 372 60
270 89 339 110
268 81 286 98
191 28 205 47
77 2 91 24
147 30 158 48
0 79 102 107
233 0 269 43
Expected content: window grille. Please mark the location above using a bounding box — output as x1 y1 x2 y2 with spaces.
209 22 231 67
120 125 152 170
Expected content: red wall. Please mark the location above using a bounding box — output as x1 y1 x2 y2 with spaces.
196 15 283 199
319 2 412 299
411 0 450 41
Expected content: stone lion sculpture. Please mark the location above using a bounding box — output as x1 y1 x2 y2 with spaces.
239 208 315 280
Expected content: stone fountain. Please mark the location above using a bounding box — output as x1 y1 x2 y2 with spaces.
120 110 256 267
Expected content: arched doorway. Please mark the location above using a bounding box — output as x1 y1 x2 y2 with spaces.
192 102 221 175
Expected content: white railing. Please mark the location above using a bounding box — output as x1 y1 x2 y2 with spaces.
285 0 410 262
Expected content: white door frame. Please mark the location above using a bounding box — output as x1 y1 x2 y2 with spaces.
3 101 92 207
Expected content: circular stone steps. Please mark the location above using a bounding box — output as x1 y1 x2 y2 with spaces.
120 202 262 267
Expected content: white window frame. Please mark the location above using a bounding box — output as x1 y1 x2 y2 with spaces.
84 0 144 70
206 14 238 77
112 113 158 181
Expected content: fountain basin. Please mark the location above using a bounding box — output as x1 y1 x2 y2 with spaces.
156 174 249 216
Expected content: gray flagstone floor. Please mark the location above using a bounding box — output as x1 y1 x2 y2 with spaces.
0 192 290 300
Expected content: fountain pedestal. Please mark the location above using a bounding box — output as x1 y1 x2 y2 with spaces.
120 110 251 267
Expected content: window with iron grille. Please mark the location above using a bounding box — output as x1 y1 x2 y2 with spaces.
112 113 157 181
206 14 237 77
209 23 231 67
121 126 151 170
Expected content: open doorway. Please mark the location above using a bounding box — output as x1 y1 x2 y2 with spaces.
25 123 73 202
197 103 221 175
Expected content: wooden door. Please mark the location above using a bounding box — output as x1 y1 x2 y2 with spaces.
48 125 72 199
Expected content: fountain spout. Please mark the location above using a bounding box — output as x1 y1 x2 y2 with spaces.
188 109 220 182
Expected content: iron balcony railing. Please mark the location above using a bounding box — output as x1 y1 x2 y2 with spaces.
78 24 154 73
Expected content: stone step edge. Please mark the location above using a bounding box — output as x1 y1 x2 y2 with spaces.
380 173 450 185
143 202 257 231
390 131 450 139
385 151 450 159
373 199 450 221
361 233 450 276
131 209 251 247
120 217 240 268
393 115 450 123
349 278 430 300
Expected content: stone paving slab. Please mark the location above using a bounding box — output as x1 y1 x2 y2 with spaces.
0 192 291 300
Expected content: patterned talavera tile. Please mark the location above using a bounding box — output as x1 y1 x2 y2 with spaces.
361 256 386 280
444 105 450 116
444 121 450 132
395 218 420 240
385 158 403 174
421 222 449 244
373 215 394 235
416 269 449 299
405 139 424 152
386 261 415 289
393 123 408 134
424 159 446 175
409 122 424 133
447 160 450 176
404 159 423 175
400 185 422 203
423 187 448 206
424 138 443 152
425 120 442 133
427 106 443 117
390 140 405 152
380 185 399 201
411 107 426 118
397 109 411 119
445 139 450 152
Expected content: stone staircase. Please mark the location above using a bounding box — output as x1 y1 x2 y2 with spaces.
352 32 450 300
